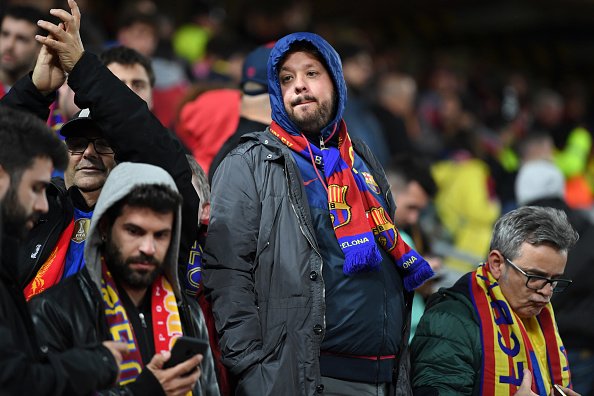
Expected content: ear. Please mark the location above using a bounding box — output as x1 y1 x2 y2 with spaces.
488 250 506 280
0 165 9 201
98 217 109 241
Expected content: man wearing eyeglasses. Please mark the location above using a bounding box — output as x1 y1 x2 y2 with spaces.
410 206 581 396
0 1 198 300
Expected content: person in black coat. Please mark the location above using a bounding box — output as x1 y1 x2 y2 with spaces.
0 105 124 395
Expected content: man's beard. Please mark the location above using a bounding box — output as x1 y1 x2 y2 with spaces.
1 186 38 240
288 95 336 135
103 233 163 290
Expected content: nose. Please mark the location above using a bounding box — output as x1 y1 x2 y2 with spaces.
294 74 308 93
139 235 156 256
539 282 555 298
34 192 49 214
83 141 98 157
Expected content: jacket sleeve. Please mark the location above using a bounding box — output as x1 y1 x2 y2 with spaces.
202 151 265 377
0 73 55 120
410 298 481 396
0 317 118 395
66 52 199 268
186 298 221 396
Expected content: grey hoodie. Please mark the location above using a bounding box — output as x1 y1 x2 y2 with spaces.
84 162 183 298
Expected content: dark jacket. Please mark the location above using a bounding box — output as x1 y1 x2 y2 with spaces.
203 32 412 396
0 53 199 289
29 163 220 396
410 273 482 396
529 198 594 351
204 130 413 396
0 235 118 395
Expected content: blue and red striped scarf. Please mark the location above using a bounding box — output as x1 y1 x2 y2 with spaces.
270 120 433 291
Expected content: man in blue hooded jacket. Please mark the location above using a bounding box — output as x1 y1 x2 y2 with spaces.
203 32 433 395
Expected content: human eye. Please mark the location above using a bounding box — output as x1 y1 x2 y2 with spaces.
33 182 48 194
155 230 171 240
132 81 147 90
95 139 112 151
279 73 293 84
526 274 548 289
125 225 143 236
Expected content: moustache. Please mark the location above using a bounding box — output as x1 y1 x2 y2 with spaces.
75 159 106 171
125 253 161 267
291 96 316 106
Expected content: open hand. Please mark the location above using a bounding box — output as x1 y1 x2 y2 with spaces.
32 29 66 95
34 0 84 74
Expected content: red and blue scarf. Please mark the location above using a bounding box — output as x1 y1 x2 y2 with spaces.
270 120 433 291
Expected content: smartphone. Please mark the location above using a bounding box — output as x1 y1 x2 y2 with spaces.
163 336 210 369
553 384 568 396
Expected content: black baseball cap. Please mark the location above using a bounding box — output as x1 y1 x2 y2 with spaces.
59 108 102 138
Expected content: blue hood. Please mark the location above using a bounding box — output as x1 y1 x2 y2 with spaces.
267 32 347 137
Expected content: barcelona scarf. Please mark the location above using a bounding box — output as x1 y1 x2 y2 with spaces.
24 220 75 300
184 240 203 297
100 259 183 385
270 121 433 291
471 263 571 395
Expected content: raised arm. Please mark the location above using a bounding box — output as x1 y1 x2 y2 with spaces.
36 0 199 265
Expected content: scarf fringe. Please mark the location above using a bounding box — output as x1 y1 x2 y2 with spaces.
403 260 434 292
343 244 382 274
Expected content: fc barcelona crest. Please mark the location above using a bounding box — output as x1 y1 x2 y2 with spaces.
328 184 352 229
362 172 380 194
369 207 397 251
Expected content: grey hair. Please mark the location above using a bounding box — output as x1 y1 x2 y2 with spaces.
489 206 578 260
186 154 210 205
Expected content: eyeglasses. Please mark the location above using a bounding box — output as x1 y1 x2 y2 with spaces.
65 137 114 155
504 257 572 293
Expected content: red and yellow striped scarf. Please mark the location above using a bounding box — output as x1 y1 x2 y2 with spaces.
471 263 571 395
101 259 183 385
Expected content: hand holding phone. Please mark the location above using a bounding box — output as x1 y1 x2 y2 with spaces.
163 336 209 369
553 384 568 396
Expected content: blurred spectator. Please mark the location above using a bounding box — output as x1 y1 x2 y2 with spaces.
0 5 43 97
385 154 442 340
115 6 191 127
431 132 501 284
515 159 594 396
370 71 417 159
526 88 593 209
177 43 273 176
172 1 226 68
336 39 391 166
208 43 273 181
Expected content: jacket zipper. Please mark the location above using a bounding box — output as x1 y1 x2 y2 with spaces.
283 160 325 331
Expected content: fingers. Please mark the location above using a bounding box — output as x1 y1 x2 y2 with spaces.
147 351 170 370
68 0 82 23
102 341 128 365
520 369 532 389
168 354 202 378
49 8 76 28
164 366 201 396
